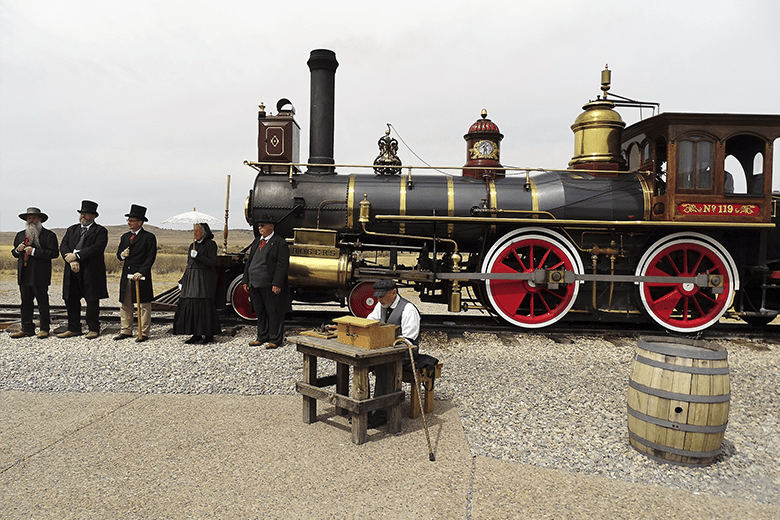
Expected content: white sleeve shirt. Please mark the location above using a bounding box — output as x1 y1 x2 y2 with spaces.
367 294 420 340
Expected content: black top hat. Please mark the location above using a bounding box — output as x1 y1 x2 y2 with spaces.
18 207 49 223
256 214 277 224
78 200 99 217
125 204 148 222
372 279 397 297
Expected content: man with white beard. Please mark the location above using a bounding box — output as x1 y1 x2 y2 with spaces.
366 279 421 428
10 207 59 338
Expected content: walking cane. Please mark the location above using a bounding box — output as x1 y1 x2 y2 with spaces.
394 338 436 462
128 274 145 340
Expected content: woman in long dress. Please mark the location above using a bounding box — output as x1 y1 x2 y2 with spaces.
173 222 222 343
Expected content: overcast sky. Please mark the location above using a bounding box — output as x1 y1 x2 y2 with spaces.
2 0 779 232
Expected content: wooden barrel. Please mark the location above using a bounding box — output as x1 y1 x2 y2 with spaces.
627 336 730 466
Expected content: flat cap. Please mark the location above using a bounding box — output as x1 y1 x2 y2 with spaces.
372 279 397 297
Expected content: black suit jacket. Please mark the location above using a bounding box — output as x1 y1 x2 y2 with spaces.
60 222 109 300
242 233 290 288
12 228 59 286
116 228 157 303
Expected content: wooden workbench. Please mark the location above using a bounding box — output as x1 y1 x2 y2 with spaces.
290 335 408 445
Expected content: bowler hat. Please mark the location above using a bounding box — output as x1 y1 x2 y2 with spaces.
18 207 49 223
256 214 277 225
125 204 148 222
78 200 99 217
372 279 397 297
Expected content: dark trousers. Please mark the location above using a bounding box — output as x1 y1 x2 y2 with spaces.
248 286 285 345
373 347 415 414
19 285 50 333
374 363 391 415
65 286 101 333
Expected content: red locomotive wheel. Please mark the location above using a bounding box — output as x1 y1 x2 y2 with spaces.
348 282 377 318
483 230 582 328
636 235 736 333
227 275 257 321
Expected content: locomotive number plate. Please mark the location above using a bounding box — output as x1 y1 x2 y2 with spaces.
677 203 759 216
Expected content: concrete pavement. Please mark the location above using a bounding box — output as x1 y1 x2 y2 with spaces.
1 391 777 519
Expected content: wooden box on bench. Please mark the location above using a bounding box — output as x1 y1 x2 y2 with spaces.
332 316 397 349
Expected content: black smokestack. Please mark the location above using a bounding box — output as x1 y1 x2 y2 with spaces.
306 49 338 174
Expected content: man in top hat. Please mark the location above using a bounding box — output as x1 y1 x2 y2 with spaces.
366 279 421 427
10 207 59 338
242 215 291 348
58 200 109 339
114 204 157 342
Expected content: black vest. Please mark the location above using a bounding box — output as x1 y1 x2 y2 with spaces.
380 296 420 345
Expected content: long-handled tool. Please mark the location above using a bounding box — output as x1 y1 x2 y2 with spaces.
128 274 145 340
395 338 435 462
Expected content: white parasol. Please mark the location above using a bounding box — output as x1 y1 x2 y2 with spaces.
160 208 224 226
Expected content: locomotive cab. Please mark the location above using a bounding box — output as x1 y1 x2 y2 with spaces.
622 113 780 224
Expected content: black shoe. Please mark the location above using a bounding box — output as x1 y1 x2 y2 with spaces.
135 336 149 343
113 334 132 341
367 410 387 429
201 336 214 344
185 335 202 344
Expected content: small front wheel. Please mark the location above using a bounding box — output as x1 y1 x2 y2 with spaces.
227 275 257 321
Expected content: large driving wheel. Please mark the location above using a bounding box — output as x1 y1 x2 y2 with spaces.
348 282 377 318
635 233 737 333
227 275 257 321
482 228 583 328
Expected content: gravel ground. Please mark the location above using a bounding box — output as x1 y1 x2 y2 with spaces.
1 282 778 508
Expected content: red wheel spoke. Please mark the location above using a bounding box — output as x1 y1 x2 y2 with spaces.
690 251 704 274
511 249 528 272
535 247 551 269
663 252 683 276
690 295 706 318
540 288 565 303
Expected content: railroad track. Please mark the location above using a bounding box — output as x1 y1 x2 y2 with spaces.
3 303 779 343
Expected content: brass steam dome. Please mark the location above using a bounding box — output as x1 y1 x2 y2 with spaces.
568 66 627 172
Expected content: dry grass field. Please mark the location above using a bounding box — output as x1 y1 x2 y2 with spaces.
0 225 256 287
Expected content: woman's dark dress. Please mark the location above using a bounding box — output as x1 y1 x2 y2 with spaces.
173 226 222 336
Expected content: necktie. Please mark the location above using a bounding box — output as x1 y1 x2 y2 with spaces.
130 234 135 243
76 227 88 249
258 239 266 250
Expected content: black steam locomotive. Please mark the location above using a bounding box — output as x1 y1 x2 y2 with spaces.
221 49 780 334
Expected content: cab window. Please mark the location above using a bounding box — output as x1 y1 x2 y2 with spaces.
724 134 766 196
677 137 713 190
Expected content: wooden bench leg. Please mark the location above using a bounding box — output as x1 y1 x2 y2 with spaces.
351 366 369 444
302 353 317 424
407 363 442 418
